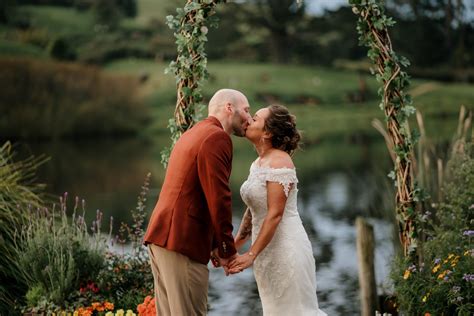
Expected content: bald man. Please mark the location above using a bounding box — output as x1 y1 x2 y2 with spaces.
144 89 252 315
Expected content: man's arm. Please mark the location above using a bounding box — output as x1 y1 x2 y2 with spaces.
197 132 237 259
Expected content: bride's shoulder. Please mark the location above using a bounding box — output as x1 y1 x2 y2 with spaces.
268 150 294 169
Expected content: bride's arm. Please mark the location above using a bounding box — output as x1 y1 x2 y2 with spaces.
228 181 288 273
234 207 252 251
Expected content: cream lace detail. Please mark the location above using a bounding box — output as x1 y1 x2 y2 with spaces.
240 163 300 299
255 166 298 197
240 161 327 315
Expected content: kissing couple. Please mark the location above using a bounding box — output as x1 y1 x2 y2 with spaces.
144 89 327 316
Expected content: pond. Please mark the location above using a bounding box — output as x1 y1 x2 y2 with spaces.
18 135 397 315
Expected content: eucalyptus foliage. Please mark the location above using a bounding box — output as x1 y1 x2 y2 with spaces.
162 0 225 167
350 0 422 257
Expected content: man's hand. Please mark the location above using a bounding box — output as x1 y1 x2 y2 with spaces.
211 249 237 276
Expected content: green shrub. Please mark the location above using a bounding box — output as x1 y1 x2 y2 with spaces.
48 37 76 60
16 193 106 310
391 143 474 315
89 251 153 310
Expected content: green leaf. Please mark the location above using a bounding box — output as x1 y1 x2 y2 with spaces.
185 2 201 13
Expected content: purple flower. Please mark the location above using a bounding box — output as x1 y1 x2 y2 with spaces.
463 230 474 237
408 264 417 272
434 258 441 264
462 274 474 282
452 286 461 293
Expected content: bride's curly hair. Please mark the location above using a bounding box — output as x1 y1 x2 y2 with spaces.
264 104 301 155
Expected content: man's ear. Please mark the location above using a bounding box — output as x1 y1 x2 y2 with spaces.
225 102 233 113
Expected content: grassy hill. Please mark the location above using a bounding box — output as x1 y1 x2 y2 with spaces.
105 59 474 143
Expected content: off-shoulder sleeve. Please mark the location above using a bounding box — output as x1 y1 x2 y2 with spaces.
264 168 298 197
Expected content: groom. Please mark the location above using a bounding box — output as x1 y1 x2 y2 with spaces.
144 89 252 316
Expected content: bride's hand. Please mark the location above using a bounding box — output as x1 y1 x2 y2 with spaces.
228 252 255 274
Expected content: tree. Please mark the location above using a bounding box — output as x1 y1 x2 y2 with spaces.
240 0 306 63
93 0 121 30
0 0 15 24
117 0 137 18
387 0 473 68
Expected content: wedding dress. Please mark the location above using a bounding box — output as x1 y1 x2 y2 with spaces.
240 162 327 316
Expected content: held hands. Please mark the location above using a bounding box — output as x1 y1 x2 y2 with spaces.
211 249 235 276
227 252 255 274
211 249 255 276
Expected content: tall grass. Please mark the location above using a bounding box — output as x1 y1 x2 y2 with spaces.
0 141 47 314
0 57 150 140
372 105 472 207
15 193 106 310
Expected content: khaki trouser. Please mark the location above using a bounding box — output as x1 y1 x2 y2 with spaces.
148 244 209 316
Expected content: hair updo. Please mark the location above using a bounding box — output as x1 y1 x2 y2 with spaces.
263 104 301 155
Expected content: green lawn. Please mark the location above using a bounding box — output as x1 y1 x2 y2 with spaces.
18 5 95 36
105 59 474 143
0 39 46 58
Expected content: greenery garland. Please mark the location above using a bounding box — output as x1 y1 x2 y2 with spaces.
349 0 422 257
161 0 225 167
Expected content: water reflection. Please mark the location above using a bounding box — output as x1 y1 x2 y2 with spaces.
17 138 396 316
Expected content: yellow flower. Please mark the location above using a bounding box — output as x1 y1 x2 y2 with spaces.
125 310 136 316
464 250 469 256
403 269 411 279
432 264 441 273
422 292 431 302
116 309 125 316
105 312 114 316
448 254 454 259
73 312 79 316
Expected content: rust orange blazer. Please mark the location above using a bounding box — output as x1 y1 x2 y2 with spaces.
144 116 237 264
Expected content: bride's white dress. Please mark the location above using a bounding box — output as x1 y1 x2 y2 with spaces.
240 162 327 316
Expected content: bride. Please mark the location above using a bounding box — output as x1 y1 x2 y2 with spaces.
227 104 326 316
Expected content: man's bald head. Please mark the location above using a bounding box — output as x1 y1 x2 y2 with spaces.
208 89 247 115
207 88 251 136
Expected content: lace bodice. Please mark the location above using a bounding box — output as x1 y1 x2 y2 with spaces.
240 161 299 224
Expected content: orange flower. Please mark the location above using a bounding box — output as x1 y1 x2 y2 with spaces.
77 307 93 316
425 313 431 316
137 296 157 316
92 302 105 312
144 296 152 304
104 302 114 311
403 270 411 279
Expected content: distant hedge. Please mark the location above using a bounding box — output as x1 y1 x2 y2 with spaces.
0 57 150 140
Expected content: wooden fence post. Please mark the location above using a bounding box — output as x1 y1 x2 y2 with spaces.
356 217 379 316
